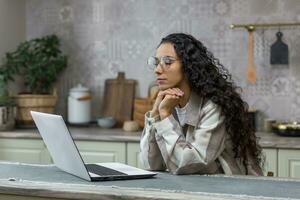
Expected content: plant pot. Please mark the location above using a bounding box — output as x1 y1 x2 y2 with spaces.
13 94 57 126
0 106 16 131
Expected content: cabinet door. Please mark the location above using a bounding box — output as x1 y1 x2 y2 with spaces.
0 139 51 164
75 141 126 164
127 142 141 167
278 149 300 178
262 148 277 177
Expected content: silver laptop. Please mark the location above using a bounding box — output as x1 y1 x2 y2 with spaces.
31 111 156 181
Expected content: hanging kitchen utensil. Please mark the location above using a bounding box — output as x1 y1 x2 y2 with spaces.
270 30 289 65
246 28 256 83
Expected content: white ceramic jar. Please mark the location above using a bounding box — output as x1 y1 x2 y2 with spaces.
68 84 91 124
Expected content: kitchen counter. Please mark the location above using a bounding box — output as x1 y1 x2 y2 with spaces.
0 127 300 149
0 126 142 142
0 162 300 200
258 131 300 149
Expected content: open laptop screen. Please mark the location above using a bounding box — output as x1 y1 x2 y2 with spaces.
31 111 156 181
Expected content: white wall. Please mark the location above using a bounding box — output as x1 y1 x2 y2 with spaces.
0 0 26 60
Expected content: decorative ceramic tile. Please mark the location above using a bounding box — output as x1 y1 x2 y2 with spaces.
42 8 60 25
55 24 73 40
290 104 300 121
211 37 231 59
108 60 123 76
271 77 290 96
252 97 270 114
231 0 249 17
212 19 230 38
107 39 123 60
249 0 279 16
197 0 214 18
243 77 271 97
59 5 73 23
24 0 300 120
259 30 272 68
174 20 193 33
93 41 108 59
92 1 105 23
290 77 300 94
213 0 231 16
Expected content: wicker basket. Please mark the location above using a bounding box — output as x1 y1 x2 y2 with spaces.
133 98 154 128
14 94 57 126
133 83 159 128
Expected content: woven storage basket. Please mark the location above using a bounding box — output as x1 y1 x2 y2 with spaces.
14 94 57 125
133 98 154 128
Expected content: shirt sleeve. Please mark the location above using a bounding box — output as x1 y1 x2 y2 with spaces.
153 101 226 174
138 111 167 171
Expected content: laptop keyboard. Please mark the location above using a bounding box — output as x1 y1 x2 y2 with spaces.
85 164 127 176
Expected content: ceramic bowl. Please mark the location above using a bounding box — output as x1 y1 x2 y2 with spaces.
97 117 116 128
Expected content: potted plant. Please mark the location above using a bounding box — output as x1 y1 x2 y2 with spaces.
0 76 16 130
0 34 67 126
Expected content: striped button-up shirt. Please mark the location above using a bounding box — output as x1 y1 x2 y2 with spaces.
139 92 263 175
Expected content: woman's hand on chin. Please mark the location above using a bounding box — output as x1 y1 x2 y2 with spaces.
158 88 184 120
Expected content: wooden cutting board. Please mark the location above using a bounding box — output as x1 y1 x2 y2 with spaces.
102 72 136 127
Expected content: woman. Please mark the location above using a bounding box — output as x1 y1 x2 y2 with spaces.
139 33 263 175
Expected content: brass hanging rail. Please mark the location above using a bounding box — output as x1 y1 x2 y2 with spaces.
230 22 300 31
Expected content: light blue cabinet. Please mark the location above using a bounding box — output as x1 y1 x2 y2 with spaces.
278 149 300 178
0 138 51 164
127 142 141 168
262 148 277 177
0 138 127 165
262 148 300 178
75 141 126 163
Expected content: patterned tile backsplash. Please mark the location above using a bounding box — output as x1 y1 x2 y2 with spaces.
24 0 300 129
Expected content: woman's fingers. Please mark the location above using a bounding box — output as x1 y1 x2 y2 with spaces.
173 88 184 96
156 88 184 106
157 90 171 98
163 88 184 97
164 94 180 100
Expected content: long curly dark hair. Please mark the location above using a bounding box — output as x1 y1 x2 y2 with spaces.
160 33 263 173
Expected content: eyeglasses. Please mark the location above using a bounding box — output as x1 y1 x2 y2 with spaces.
147 56 179 71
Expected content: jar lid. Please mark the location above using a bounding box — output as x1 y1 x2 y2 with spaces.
70 84 89 92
